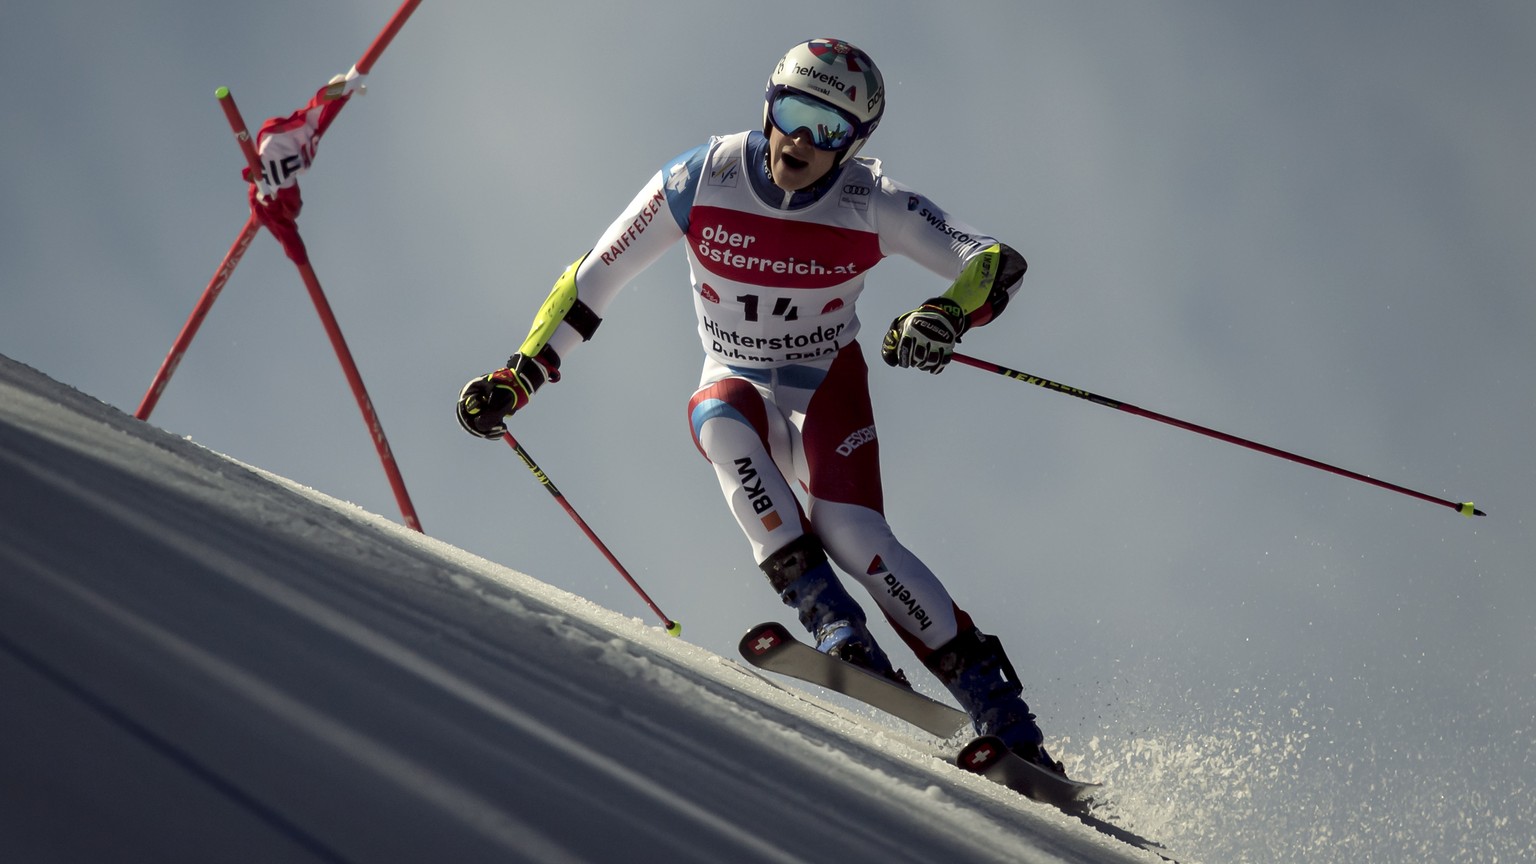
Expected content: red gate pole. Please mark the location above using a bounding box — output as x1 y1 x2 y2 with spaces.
290 254 423 532
135 215 259 420
136 0 425 421
217 86 423 533
354 0 423 75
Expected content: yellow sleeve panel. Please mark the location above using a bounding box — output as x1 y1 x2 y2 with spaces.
517 254 586 358
940 243 1003 315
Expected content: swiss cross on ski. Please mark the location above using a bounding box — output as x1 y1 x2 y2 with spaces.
746 627 783 655
960 736 1007 772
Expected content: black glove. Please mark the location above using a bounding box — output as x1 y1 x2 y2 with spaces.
880 297 967 374
456 352 557 439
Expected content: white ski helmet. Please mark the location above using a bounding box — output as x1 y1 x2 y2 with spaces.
762 38 885 165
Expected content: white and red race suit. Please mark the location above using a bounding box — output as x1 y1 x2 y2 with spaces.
536 130 1021 657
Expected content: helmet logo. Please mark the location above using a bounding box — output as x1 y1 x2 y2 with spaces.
789 62 857 103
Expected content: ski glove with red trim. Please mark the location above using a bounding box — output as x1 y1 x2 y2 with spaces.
456 351 559 439
880 297 968 374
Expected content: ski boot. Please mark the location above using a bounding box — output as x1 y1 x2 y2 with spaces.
926 628 1063 773
761 535 910 688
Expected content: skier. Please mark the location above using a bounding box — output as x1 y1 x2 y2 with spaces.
457 38 1058 769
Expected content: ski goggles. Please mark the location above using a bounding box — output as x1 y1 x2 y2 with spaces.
767 88 860 151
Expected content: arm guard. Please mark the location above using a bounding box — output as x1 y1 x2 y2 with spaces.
516 252 604 368
939 243 1027 329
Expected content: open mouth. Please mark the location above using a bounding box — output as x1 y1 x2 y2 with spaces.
781 152 809 171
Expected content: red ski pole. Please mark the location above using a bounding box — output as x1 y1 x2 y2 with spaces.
503 433 681 636
951 352 1483 518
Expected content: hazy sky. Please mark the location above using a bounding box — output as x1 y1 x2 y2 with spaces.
3 1 1532 848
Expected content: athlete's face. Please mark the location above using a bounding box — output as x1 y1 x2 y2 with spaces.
767 126 840 191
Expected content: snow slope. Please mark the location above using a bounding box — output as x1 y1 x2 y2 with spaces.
0 352 1160 863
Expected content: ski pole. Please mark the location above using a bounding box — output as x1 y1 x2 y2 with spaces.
950 352 1484 518
503 433 682 636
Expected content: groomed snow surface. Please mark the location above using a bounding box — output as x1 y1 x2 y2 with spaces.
1 354 1158 862
4 353 1531 863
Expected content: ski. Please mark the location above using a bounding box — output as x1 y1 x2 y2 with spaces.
738 622 1179 861
958 735 1180 862
957 734 1098 809
737 621 969 738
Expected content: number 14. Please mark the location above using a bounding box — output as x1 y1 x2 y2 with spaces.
738 294 799 322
